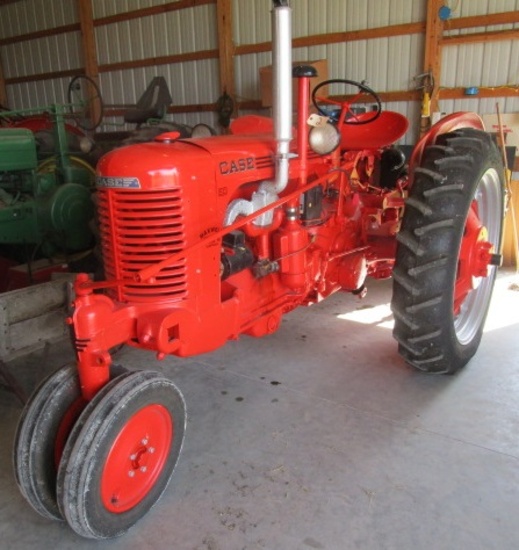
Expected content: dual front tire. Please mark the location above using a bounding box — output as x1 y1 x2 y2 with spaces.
13 366 186 539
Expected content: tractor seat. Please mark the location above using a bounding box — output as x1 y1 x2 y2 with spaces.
124 76 173 126
340 111 409 149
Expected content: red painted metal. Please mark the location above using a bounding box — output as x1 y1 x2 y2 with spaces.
340 111 409 150
6 113 84 136
70 111 411 399
409 112 484 178
100 404 173 513
454 201 493 315
67 64 488 406
54 396 87 468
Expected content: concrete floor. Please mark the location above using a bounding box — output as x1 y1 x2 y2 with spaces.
1 271 519 549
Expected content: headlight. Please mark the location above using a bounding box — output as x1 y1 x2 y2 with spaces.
308 123 340 155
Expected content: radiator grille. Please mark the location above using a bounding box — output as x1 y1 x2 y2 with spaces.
97 188 187 303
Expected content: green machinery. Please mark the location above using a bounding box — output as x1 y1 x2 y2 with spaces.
0 104 95 257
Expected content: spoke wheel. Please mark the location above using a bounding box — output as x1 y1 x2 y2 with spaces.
67 75 104 131
391 128 504 374
57 371 186 539
13 364 83 520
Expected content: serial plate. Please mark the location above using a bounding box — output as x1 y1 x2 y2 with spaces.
96 176 141 189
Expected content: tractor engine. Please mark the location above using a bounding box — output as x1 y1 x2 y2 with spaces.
0 126 94 257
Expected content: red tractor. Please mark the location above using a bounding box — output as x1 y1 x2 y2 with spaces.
13 0 504 539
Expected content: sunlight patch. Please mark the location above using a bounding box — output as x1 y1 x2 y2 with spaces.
337 303 393 329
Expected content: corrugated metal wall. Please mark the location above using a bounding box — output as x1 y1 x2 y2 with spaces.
94 1 220 129
441 0 519 119
0 0 518 143
0 0 80 110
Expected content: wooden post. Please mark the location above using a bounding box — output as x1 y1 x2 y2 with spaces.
77 0 101 129
0 51 8 108
216 0 235 97
421 0 444 136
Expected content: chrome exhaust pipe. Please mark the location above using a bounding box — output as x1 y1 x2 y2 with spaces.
224 1 293 228
270 0 292 194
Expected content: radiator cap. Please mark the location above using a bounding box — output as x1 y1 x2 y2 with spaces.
154 131 181 143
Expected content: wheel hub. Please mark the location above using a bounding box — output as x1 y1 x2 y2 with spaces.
455 202 493 315
101 404 173 513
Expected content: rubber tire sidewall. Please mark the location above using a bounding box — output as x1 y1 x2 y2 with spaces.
58 372 186 539
392 130 504 373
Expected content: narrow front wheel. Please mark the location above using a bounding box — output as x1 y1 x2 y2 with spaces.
57 370 186 539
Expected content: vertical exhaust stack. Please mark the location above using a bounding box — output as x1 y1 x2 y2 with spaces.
270 0 292 194
224 0 293 228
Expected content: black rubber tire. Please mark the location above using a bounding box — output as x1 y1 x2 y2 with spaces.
13 363 128 521
57 371 186 539
55 370 138 517
13 364 80 520
391 128 504 374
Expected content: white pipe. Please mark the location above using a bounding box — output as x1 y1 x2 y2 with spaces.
268 1 292 195
223 2 293 228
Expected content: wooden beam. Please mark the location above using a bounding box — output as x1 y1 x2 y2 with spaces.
442 28 519 46
0 51 7 106
235 21 424 56
446 11 519 30
77 0 98 81
77 0 101 129
5 68 82 85
93 0 215 27
99 49 219 73
439 86 519 99
421 0 444 134
216 0 235 97
105 102 216 117
0 24 80 47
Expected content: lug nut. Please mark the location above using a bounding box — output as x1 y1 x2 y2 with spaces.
128 470 135 477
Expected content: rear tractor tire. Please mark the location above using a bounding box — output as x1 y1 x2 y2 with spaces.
391 128 504 374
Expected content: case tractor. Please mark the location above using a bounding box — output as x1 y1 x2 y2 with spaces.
14 0 505 539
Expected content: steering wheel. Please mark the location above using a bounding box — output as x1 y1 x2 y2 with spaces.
67 75 104 131
312 79 382 125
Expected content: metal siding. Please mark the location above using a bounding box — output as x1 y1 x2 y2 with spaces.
0 0 81 110
1 30 80 79
95 4 217 62
0 0 77 38
233 0 427 114
234 0 271 45
6 76 72 110
1 0 516 138
92 0 175 19
440 0 519 119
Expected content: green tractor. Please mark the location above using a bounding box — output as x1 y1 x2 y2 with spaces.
0 104 96 261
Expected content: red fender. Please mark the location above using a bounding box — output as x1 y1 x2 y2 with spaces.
409 112 485 180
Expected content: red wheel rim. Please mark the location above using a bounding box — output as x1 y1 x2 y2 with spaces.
454 200 493 315
101 404 173 513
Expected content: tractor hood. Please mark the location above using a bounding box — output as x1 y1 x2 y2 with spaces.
96 134 277 192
